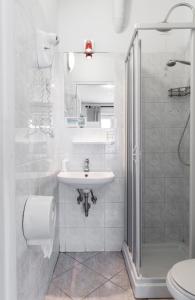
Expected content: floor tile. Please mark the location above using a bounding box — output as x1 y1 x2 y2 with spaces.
110 269 131 290
85 281 135 300
45 282 72 300
53 253 80 278
83 252 125 279
53 264 107 299
67 252 97 263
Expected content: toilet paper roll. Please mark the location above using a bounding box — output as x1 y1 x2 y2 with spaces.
23 195 56 258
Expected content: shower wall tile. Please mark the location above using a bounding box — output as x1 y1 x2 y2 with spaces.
144 153 164 178
143 178 164 203
142 76 169 101
141 52 176 77
143 203 164 227
143 227 165 243
164 101 189 128
165 225 184 242
164 127 184 152
165 201 184 225
165 178 186 203
143 128 164 152
164 153 185 177
142 52 190 244
143 103 165 128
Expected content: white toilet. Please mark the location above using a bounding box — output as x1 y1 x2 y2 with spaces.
166 259 195 300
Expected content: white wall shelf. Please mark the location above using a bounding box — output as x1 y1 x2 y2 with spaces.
72 138 114 145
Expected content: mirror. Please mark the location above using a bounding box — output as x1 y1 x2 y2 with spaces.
65 83 115 128
64 53 115 128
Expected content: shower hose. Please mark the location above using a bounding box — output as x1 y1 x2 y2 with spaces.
177 113 190 167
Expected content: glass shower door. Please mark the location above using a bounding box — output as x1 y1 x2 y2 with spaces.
140 29 190 278
127 35 142 274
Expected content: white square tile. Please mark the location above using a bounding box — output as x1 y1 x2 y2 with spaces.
85 202 104 228
86 228 104 251
105 203 124 227
105 228 124 251
58 202 66 227
72 144 105 154
59 227 66 252
102 178 125 203
105 154 124 177
65 228 86 252
59 184 77 203
64 202 85 227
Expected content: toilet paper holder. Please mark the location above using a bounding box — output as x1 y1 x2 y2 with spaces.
22 195 56 258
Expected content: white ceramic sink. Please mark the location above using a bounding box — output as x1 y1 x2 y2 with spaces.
57 171 115 189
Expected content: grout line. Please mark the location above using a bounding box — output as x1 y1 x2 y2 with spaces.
55 252 109 280
51 252 60 278
47 279 74 300
52 253 83 279
66 252 98 264
81 256 125 280
83 268 132 299
52 252 126 298
82 279 110 299
107 279 127 291
78 261 109 280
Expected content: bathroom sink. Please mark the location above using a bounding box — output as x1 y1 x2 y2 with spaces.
57 171 115 189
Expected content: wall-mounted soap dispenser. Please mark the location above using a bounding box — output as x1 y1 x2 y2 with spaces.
36 29 60 68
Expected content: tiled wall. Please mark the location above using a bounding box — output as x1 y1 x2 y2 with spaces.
15 1 60 299
141 52 190 244
58 56 126 252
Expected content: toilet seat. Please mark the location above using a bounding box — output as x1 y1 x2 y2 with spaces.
166 259 195 300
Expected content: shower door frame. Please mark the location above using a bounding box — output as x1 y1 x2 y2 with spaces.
130 35 142 273
123 22 195 299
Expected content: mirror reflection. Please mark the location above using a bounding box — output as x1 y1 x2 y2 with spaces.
65 83 115 128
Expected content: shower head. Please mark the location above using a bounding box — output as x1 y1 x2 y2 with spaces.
157 2 195 32
167 60 177 67
167 59 191 67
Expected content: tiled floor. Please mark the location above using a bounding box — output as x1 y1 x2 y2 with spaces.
45 252 134 300
45 252 171 300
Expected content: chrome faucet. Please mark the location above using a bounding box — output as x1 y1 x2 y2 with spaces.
84 158 90 172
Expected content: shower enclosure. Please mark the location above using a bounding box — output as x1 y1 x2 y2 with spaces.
123 18 195 299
